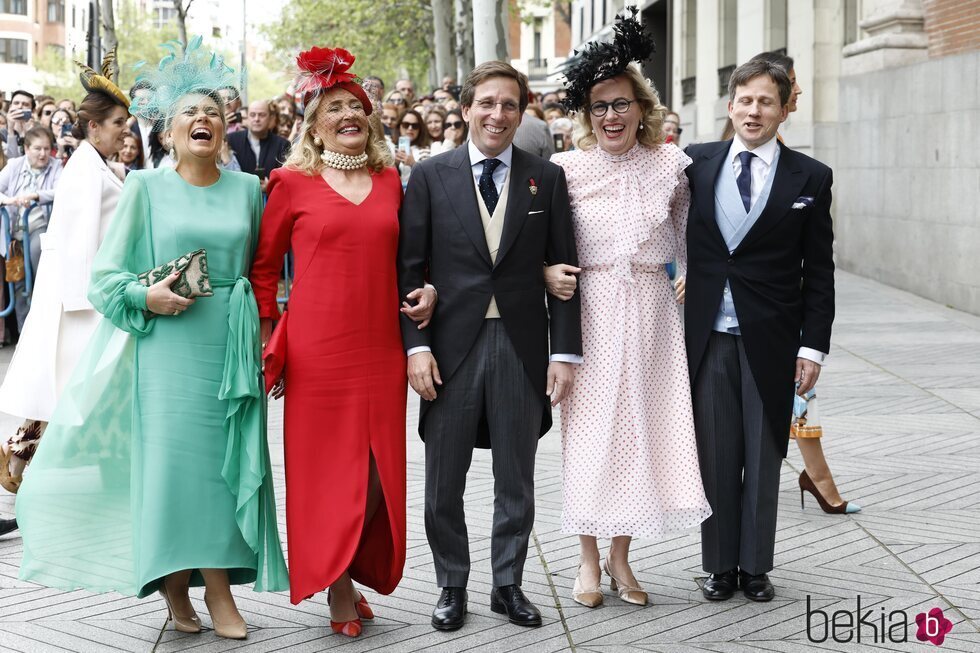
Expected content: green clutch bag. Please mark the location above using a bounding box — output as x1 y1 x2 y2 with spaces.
137 248 214 298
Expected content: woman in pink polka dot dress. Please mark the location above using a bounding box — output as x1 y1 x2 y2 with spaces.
547 63 712 608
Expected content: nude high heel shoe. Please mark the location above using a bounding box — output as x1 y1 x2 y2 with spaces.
571 565 603 608
603 558 648 606
204 592 247 639
158 586 202 634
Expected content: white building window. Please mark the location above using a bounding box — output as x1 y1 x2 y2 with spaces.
0 37 29 63
718 0 737 96
844 0 860 45
766 0 787 52
1 0 28 15
681 0 697 104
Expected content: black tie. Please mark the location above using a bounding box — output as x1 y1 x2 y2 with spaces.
479 158 502 214
736 151 755 213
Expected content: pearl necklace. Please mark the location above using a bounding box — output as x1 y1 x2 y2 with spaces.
320 149 368 170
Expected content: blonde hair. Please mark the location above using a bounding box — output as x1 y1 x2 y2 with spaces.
572 64 667 151
284 93 391 175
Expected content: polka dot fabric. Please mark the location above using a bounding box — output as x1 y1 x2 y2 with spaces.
551 143 713 539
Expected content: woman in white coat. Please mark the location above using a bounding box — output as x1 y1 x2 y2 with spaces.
0 56 130 497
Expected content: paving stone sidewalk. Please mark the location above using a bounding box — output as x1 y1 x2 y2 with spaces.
1 270 978 652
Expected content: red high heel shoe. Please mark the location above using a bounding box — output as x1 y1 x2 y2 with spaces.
354 592 374 620
327 588 364 638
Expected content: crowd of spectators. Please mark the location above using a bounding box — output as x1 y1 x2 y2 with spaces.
0 75 684 343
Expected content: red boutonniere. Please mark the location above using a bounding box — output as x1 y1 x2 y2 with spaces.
529 178 538 196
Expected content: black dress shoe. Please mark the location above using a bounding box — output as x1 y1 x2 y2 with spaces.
490 585 542 627
431 587 467 631
739 571 775 602
702 569 738 601
0 518 17 537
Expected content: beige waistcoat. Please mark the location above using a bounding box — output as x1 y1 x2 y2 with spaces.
474 171 510 318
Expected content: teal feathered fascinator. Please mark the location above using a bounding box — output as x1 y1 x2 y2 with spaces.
130 35 245 124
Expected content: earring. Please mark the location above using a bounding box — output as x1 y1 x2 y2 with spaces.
639 123 645 130
313 135 322 146
95 136 101 144
169 147 175 158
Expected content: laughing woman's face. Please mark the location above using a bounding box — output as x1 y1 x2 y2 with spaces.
169 93 225 163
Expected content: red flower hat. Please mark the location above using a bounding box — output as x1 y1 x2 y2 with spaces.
294 46 372 114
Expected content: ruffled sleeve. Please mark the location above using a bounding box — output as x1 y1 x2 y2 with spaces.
87 172 155 336
668 146 693 278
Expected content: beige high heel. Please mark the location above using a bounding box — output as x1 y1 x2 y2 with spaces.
572 565 603 608
603 558 648 606
158 586 202 633
204 592 248 639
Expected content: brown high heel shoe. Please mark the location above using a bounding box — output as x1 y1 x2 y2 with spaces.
203 592 248 639
0 447 22 494
158 586 202 633
799 470 861 514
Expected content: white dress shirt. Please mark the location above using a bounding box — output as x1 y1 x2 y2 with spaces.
728 134 826 366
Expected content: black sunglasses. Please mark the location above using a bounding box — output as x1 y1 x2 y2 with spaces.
445 120 464 129
401 122 420 129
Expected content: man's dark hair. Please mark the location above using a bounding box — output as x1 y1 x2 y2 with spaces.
460 61 530 114
728 60 791 106
128 79 154 100
749 51 795 74
11 89 36 110
364 75 384 90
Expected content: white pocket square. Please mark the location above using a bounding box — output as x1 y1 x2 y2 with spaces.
528 210 544 215
792 202 807 209
792 196 815 210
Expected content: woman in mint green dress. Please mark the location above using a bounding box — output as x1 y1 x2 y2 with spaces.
16 40 287 640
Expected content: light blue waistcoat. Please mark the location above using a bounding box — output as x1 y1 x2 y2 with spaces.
712 147 780 334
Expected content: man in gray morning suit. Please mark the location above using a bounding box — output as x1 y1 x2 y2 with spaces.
684 59 835 602
397 61 582 631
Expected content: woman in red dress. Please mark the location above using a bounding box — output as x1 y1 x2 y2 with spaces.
250 47 434 637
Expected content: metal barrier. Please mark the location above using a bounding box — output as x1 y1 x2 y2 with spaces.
277 250 292 304
0 204 37 318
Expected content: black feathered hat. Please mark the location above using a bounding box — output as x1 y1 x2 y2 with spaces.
559 6 656 113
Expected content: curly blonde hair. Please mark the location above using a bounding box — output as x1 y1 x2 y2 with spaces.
572 64 667 151
284 92 391 175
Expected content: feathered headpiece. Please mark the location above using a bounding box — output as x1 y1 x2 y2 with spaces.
129 36 245 124
293 46 372 115
560 6 656 112
75 47 130 109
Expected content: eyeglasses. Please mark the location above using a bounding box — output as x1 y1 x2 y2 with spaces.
390 98 406 105
445 120 464 129
474 99 520 114
589 98 635 117
400 122 420 130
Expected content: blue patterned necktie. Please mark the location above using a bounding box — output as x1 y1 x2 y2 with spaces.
479 158 502 214
736 150 755 213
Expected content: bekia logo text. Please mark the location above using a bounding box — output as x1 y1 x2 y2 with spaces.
806 596 953 646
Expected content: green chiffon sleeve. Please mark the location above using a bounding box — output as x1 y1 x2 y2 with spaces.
88 172 155 336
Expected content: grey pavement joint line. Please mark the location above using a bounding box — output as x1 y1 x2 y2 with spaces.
531 527 576 651
833 341 980 423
